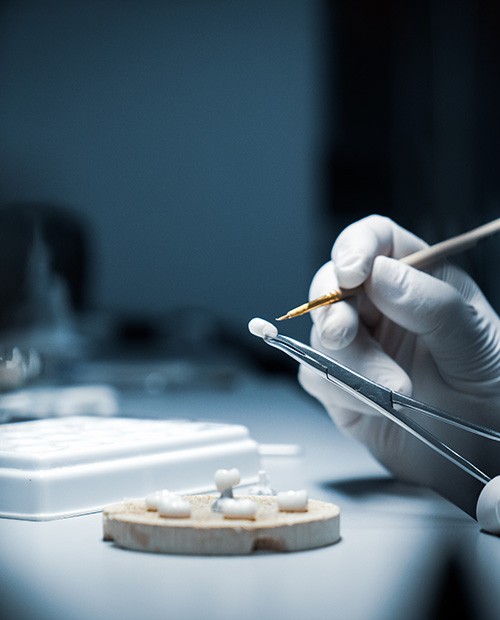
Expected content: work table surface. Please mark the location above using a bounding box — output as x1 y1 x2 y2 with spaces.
0 375 498 620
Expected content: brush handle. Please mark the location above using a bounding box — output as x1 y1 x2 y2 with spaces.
400 217 500 269
338 218 500 302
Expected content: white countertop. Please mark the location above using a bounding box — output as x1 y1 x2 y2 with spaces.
0 376 498 620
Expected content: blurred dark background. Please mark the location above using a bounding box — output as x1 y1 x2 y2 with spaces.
0 0 498 367
320 0 500 311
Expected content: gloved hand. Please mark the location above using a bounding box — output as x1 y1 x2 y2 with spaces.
298 215 500 518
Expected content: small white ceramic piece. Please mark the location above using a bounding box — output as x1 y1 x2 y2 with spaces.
277 490 309 512
214 468 241 491
247 318 278 339
157 494 192 519
221 498 257 520
476 475 500 535
145 490 174 511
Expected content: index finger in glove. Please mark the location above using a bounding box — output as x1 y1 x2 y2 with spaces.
308 261 359 350
332 215 427 289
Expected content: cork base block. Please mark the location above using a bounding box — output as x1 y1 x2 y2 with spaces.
103 495 341 555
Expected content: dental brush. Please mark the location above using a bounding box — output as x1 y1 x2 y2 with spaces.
277 216 500 321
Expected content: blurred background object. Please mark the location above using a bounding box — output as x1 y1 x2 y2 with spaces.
0 0 498 389
0 203 89 351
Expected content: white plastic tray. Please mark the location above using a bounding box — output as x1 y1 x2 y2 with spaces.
0 416 260 520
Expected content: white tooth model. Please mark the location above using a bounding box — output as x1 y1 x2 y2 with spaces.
277 490 309 512
221 498 257 520
212 468 241 513
145 490 174 511
157 495 192 519
247 317 278 339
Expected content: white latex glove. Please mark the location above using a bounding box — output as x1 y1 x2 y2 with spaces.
298 215 500 519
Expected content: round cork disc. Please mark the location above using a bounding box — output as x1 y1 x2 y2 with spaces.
103 494 341 555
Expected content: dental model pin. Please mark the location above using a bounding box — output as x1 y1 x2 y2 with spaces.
247 470 276 496
212 468 241 512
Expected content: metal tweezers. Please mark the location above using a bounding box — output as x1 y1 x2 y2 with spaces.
263 331 500 485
